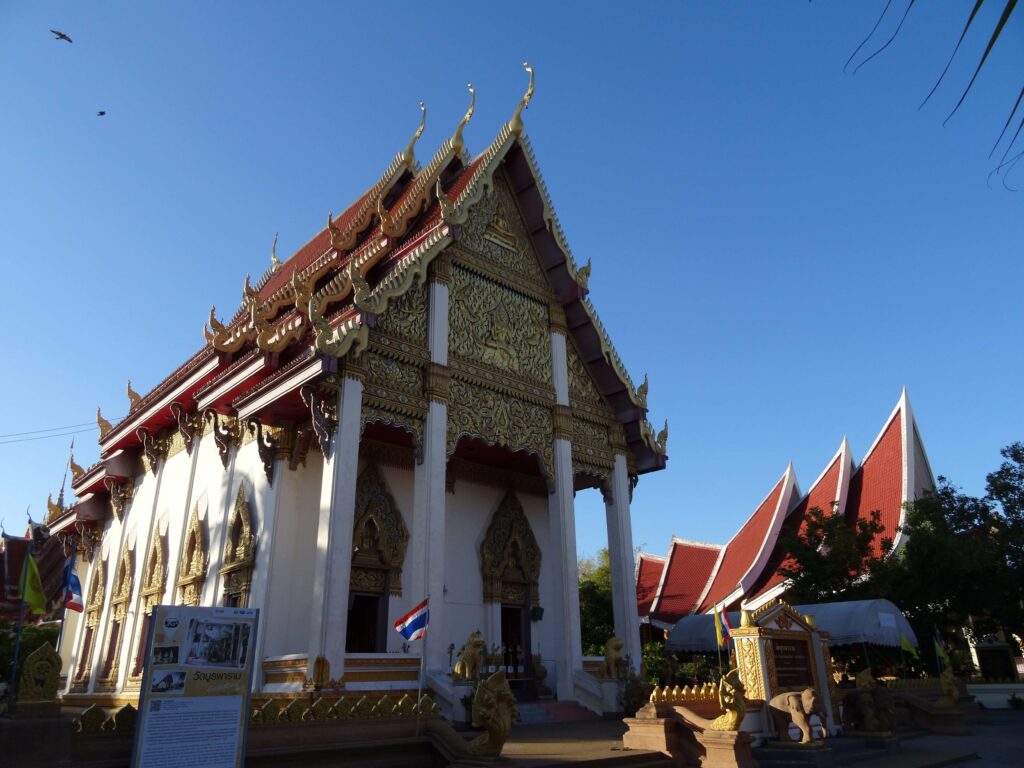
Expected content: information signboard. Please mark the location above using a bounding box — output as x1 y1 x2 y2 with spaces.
772 638 814 690
131 606 259 768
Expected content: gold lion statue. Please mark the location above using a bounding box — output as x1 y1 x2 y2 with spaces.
453 630 486 681
936 667 959 708
708 668 747 731
600 636 625 679
469 670 517 756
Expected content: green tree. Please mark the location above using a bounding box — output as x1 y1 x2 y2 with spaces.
776 507 891 604
578 548 614 656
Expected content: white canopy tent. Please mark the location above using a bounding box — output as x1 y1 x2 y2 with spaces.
666 599 918 652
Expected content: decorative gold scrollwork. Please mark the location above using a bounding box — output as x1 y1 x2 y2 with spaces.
221 486 256 607
204 411 241 469
246 419 279 486
299 381 339 459
480 492 541 605
103 477 134 521
136 427 168 475
352 464 409 596
177 504 208 606
169 402 200 455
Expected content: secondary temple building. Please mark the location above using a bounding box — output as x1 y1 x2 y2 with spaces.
47 71 668 712
637 390 934 627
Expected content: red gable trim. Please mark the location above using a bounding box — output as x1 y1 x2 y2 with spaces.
649 538 723 624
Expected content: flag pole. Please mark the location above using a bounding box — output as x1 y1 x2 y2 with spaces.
415 593 429 738
54 544 78 655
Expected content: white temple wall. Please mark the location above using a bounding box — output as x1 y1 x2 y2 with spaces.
377 462 417 652
441 480 554 662
190 433 233 606
150 447 195 605
262 451 323 658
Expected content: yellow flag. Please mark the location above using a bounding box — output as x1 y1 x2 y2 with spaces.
21 553 47 615
900 633 919 659
714 609 725 647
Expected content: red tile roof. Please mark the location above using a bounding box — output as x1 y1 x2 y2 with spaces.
650 539 723 624
636 554 666 617
697 473 788 613
747 450 844 602
845 410 904 557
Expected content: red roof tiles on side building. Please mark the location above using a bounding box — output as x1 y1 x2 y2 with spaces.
636 553 666 617
844 408 904 558
649 539 723 624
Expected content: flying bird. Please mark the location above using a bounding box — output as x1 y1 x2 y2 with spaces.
50 29 72 43
96 111 106 117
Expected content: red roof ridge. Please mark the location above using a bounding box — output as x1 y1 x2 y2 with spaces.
668 536 723 551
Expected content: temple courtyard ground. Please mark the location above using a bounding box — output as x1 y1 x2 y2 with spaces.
499 710 1023 767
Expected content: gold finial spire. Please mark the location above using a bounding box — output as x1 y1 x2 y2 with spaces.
637 374 648 403
509 61 534 137
47 492 62 520
270 232 281 270
127 379 142 409
97 407 112 440
243 273 259 304
452 83 475 153
402 101 427 169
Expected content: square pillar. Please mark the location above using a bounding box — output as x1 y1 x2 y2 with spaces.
307 375 363 683
549 436 582 699
605 453 642 675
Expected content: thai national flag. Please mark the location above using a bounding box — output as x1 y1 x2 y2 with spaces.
62 556 83 613
393 597 429 641
718 606 733 641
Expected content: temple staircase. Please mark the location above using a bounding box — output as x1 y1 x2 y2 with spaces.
516 699 601 724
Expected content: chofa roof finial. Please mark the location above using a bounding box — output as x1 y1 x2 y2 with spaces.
452 83 475 153
402 101 427 169
509 61 534 137
270 232 281 270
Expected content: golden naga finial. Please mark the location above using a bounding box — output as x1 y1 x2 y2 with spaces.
656 420 669 450
509 61 534 137
376 196 401 238
270 232 282 270
204 305 225 342
452 83 475 153
436 178 456 221
577 258 591 291
97 407 112 440
47 493 62 520
69 454 85 483
127 379 142 409
402 101 427 169
637 374 649 403
243 273 259 303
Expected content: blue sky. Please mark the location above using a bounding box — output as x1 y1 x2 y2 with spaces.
1 2 1022 562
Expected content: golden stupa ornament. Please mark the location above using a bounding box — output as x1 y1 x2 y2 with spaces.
509 61 534 137
270 232 282 270
127 379 142 409
452 83 475 153
402 101 426 169
97 408 112 440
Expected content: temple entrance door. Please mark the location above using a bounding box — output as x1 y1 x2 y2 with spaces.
346 593 387 652
500 598 534 700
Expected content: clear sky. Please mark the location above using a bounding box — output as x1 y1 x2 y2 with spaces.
1 2 1022 563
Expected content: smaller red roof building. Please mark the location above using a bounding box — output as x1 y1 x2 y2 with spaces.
637 390 934 626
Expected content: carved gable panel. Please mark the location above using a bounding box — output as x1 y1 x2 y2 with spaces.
374 280 428 346
566 339 610 414
449 267 551 385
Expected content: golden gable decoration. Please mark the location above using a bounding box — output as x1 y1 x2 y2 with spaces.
480 492 541 606
221 486 256 607
351 464 409 596
177 503 208 606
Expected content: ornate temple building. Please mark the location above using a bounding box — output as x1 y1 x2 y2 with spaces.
45 70 668 711
637 390 933 628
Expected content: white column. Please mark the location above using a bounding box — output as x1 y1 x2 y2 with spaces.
246 453 286 691
549 437 582 699
203 445 238 607
605 453 642 675
548 327 582 699
307 376 363 681
414 400 448 671
412 277 449 671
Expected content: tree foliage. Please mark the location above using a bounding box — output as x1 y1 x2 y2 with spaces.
578 547 614 656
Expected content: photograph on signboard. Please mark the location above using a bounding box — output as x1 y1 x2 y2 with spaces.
150 670 186 694
185 618 252 668
152 645 179 665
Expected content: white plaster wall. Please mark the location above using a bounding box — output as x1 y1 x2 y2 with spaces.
160 446 201 605
188 432 233 606
442 480 555 664
262 452 323 658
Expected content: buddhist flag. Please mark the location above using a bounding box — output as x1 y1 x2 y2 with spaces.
934 629 950 665
714 607 731 647
20 551 46 616
900 632 919 659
